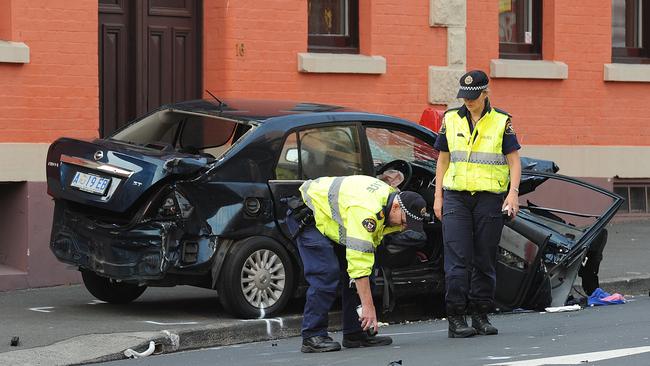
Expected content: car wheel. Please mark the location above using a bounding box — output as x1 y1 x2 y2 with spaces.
81 270 147 304
218 237 295 319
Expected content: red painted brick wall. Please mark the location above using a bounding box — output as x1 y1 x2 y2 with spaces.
0 1 98 143
1 1 647 147
203 0 447 122
468 0 649 146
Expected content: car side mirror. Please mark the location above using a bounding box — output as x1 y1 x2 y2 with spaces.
285 148 310 163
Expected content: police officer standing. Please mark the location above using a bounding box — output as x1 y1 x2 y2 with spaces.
287 175 428 352
433 70 521 338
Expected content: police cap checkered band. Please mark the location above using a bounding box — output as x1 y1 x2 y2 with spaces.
457 70 489 100
458 84 488 91
396 193 424 221
395 191 426 234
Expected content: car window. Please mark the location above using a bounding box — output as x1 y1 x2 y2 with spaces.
275 132 300 180
110 109 250 158
365 127 438 168
274 125 363 180
180 115 237 148
111 109 181 145
517 173 622 256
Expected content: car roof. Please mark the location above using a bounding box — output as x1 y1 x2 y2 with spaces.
165 98 360 123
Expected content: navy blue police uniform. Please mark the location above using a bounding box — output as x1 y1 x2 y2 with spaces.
434 70 521 336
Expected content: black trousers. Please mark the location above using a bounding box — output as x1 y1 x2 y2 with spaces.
442 190 505 309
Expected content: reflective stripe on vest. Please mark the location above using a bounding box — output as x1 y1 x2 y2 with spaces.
299 176 391 253
443 108 510 193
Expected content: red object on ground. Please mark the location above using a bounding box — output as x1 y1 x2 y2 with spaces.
419 107 444 132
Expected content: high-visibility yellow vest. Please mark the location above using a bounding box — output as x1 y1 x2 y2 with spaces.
442 108 510 193
299 175 401 278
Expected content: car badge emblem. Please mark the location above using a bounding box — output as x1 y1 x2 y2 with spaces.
94 151 104 161
464 75 473 85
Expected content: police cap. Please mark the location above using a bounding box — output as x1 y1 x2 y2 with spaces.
456 70 489 100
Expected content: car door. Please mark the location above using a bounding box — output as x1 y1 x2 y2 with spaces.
495 171 624 309
268 123 366 240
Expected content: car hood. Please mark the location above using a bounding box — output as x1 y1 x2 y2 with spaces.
46 137 211 213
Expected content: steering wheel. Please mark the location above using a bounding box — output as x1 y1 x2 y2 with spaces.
376 159 413 190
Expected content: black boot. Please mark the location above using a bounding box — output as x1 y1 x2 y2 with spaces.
470 302 498 335
342 331 393 348
301 335 341 353
446 304 476 338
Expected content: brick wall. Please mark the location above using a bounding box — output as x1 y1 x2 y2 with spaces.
468 0 649 147
0 0 98 143
203 0 447 122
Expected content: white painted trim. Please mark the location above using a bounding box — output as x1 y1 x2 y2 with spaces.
520 145 650 178
490 59 568 79
427 0 467 106
0 40 30 64
604 63 650 82
0 143 50 182
297 53 386 74
429 0 466 27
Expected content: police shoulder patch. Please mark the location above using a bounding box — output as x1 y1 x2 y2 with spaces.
505 119 516 135
362 218 377 232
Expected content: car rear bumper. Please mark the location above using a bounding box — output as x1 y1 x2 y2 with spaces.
49 200 185 281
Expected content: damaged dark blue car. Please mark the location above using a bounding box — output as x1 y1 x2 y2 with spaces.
46 98 624 318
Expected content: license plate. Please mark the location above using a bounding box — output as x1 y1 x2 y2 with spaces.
71 172 110 195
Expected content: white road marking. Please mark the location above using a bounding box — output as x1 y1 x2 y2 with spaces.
87 300 106 305
241 317 284 336
486 346 650 366
29 307 54 313
143 321 199 325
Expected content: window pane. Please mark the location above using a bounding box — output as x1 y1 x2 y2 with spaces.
613 186 629 213
613 0 627 47
499 0 533 44
275 133 300 180
365 127 438 168
308 0 347 36
613 0 643 48
630 186 646 212
298 126 363 179
180 116 237 150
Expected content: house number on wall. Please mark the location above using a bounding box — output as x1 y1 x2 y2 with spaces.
236 43 245 57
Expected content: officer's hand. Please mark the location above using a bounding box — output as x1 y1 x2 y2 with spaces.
433 197 443 221
502 192 519 221
359 304 378 333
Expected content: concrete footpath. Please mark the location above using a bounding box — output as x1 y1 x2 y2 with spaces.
0 220 648 366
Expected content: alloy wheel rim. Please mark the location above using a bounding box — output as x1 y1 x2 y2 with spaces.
240 249 286 309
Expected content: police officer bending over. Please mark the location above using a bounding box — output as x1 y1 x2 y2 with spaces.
287 175 427 353
433 70 522 338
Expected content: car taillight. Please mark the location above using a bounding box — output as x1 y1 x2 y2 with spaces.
155 190 194 219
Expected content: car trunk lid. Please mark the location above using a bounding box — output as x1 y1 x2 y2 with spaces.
46 137 210 213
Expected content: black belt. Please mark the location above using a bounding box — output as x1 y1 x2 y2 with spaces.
283 196 315 239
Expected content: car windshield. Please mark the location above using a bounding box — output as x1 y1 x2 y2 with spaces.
109 109 253 158
366 128 438 168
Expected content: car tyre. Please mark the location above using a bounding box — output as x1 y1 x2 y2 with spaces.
218 237 295 319
81 270 147 304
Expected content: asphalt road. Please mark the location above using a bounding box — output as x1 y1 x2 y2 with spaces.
100 296 650 366
0 285 266 354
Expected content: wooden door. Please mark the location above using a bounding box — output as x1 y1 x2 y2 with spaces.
99 0 202 137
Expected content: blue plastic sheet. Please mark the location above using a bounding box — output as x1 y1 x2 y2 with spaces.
588 288 626 306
